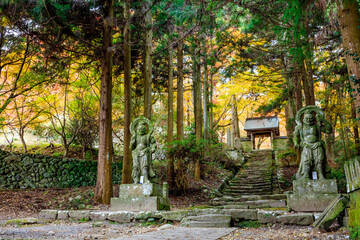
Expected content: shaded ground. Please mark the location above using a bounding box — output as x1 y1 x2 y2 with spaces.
0 174 223 221
0 222 349 240
220 225 349 240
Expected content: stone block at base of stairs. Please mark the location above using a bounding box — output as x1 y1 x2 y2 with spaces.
39 210 58 220
258 211 285 224
223 209 258 220
58 210 69 220
90 211 109 221
107 211 134 222
180 214 232 228
276 213 314 226
222 205 249 209
242 199 286 208
68 210 90 220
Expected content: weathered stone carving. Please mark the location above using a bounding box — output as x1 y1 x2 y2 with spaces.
293 105 332 180
130 117 157 184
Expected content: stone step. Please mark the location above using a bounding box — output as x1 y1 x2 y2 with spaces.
180 214 232 228
224 186 272 191
222 192 273 196
213 194 287 202
229 182 272 186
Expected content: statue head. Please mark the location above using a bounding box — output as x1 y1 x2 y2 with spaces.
136 122 148 135
303 110 315 125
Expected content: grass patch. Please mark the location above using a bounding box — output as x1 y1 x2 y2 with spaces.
238 221 262 228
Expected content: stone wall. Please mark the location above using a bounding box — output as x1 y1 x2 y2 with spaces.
0 150 122 190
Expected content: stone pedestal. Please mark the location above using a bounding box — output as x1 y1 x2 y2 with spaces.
287 179 339 212
110 183 170 211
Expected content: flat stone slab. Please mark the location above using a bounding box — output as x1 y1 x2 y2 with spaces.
6 218 38 225
244 199 286 208
223 209 257 220
68 210 90 220
293 179 338 195
110 196 170 211
180 214 232 228
39 210 58 220
107 211 134 223
57 210 69 220
288 193 339 212
222 205 249 209
89 211 109 221
276 213 314 226
119 183 163 198
258 211 285 224
117 227 237 240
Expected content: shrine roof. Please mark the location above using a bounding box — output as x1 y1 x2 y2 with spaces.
244 116 279 131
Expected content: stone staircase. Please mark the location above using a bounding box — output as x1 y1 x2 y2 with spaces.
211 150 286 208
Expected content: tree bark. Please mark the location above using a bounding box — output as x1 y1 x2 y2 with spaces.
95 0 113 204
167 40 175 188
337 0 360 125
19 128 27 153
351 100 360 155
231 95 240 140
176 37 184 140
143 0 153 120
202 40 209 141
194 41 202 180
122 0 132 184
301 61 315 106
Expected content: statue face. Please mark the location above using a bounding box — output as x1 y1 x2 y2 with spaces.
137 123 147 135
303 113 315 125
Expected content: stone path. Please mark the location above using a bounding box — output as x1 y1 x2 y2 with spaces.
0 222 349 240
118 227 237 240
211 150 286 208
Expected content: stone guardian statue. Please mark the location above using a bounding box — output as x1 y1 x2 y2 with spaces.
130 117 157 184
293 106 333 180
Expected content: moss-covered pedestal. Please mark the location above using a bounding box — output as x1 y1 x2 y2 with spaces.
287 179 339 212
110 183 170 212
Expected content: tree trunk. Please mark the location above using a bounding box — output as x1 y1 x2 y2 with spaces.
175 35 187 193
301 61 315 106
293 63 302 163
337 0 360 125
95 0 113 204
202 40 209 141
122 0 132 184
167 40 175 188
231 95 240 140
209 69 214 134
19 128 27 153
194 41 202 180
176 37 184 140
143 0 153 120
351 101 360 155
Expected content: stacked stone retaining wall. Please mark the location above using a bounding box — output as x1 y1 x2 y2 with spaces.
0 150 122 189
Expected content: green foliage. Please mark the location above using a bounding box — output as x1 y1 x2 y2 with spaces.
79 217 90 222
167 135 205 162
329 168 347 193
350 225 360 240
277 149 297 167
238 220 262 228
